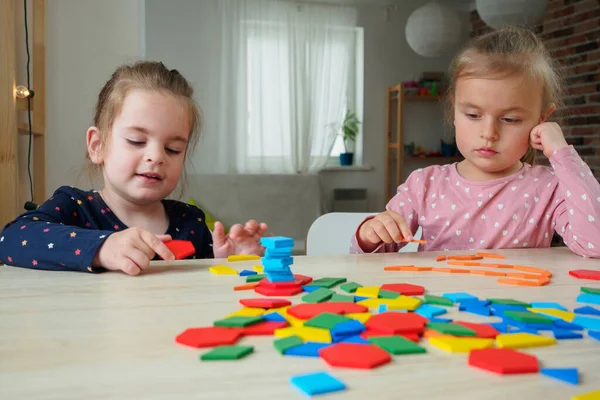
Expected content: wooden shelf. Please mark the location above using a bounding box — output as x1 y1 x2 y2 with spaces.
18 123 44 136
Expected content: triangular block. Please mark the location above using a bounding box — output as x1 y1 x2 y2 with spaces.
540 368 579 385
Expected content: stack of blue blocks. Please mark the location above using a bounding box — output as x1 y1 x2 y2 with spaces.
260 236 295 283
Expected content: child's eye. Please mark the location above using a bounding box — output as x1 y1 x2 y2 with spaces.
165 148 182 155
127 139 144 146
503 117 522 123
465 113 480 119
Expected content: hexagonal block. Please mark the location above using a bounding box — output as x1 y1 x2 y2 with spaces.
366 312 427 334
176 327 243 348
468 348 539 374
380 283 425 296
286 302 368 320
319 343 391 369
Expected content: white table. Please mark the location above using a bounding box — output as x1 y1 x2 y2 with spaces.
1 247 600 399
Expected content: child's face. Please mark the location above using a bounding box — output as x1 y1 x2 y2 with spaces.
453 74 544 181
100 89 190 205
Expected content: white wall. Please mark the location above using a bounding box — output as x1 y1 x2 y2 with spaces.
40 0 144 198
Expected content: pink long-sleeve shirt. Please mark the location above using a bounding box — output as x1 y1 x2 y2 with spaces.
351 146 600 258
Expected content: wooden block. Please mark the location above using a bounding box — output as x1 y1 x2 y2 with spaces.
274 335 303 354
528 308 576 322
345 312 372 324
233 282 260 291
340 281 362 293
253 265 264 273
476 252 506 259
368 335 426 355
226 307 266 318
302 287 335 303
429 336 494 353
227 254 260 262
274 326 332 343
495 333 557 349
209 265 238 275
214 315 264 328
355 286 380 299
200 345 254 361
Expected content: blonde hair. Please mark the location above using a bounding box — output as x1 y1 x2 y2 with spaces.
444 26 566 165
85 61 202 185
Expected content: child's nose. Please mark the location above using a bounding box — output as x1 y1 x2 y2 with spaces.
145 146 165 164
480 119 498 140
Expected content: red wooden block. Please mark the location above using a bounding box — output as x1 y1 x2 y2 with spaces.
319 343 391 369
164 240 196 259
380 283 425 296
258 274 313 288
175 326 242 348
239 298 292 309
366 312 427 334
569 269 600 280
454 321 500 339
286 302 368 320
360 331 420 342
468 348 539 375
242 321 288 335
255 286 303 297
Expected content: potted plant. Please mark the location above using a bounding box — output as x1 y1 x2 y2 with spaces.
339 110 360 166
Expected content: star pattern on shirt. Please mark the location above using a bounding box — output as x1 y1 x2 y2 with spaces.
21 240 27 246
32 260 38 266
48 243 54 249
75 249 81 256
70 232 77 237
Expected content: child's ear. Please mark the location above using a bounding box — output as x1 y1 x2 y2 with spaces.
540 103 556 123
86 126 104 165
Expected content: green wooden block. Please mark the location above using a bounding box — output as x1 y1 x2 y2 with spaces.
488 298 531 307
581 287 600 295
302 287 335 303
378 289 400 299
200 345 254 361
304 312 352 330
427 322 476 336
503 311 554 324
368 336 426 355
274 335 303 354
340 282 362 293
305 277 347 288
330 293 355 303
424 294 454 307
246 274 266 283
214 315 263 328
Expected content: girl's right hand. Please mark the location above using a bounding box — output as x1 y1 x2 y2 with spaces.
93 228 175 276
357 210 413 252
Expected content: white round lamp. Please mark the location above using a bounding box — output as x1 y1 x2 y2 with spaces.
476 0 549 29
405 2 463 58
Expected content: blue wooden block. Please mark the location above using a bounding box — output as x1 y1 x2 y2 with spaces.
331 320 365 341
443 292 478 302
429 317 453 323
531 302 567 311
340 335 370 344
540 368 579 385
574 305 600 317
266 272 295 282
265 248 293 259
552 328 584 340
284 342 331 357
354 295 369 302
576 293 600 305
239 269 257 277
262 257 294 270
415 304 447 319
553 320 584 331
510 327 539 334
461 305 491 317
378 304 388 314
263 312 287 322
302 285 322 293
573 315 600 330
260 236 295 249
486 322 509 333
290 371 346 396
490 304 528 316
588 330 600 341
459 298 491 307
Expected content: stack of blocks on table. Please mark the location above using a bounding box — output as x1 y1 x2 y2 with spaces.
184 253 600 398
261 236 296 283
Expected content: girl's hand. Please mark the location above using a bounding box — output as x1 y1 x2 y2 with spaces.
93 228 174 276
530 122 569 159
212 220 268 258
357 210 412 252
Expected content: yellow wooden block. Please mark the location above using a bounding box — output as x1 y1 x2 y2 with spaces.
573 390 600 400
271 306 303 327
253 265 264 273
528 308 576 322
209 265 238 275
228 254 261 262
346 312 372 324
226 307 265 318
355 286 380 298
358 296 421 311
429 337 494 353
495 333 557 349
274 326 332 343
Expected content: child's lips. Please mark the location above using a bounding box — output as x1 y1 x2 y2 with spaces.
136 173 163 182
476 148 498 157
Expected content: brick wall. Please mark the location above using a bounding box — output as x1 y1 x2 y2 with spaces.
470 0 600 175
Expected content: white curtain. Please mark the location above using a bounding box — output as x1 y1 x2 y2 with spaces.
218 0 358 174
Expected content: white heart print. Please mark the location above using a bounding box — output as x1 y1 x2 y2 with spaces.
589 242 595 249
503 230 508 236
569 209 574 216
400 202 405 207
529 218 535 223
589 215 595 222
498 204 504 210
574 235 578 241
477 201 483 207
534 197 539 203
451 204 456 211
469 237 474 243
513 239 519 244
524 203 529 209
511 186 516 191
465 188 470 193
464 213 470 219
567 190 571 197
440 195 445 199
445 221 450 226
456 230 462 236
431 203 436 208
430 176 435 180
495 222 500 228
524 194 529 198
481 214 486 220
513 214 518 220
582 194 587 200
420 216 425 221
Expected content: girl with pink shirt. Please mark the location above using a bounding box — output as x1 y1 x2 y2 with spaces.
352 26 600 258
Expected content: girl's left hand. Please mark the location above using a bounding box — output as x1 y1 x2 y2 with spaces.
212 220 268 258
530 121 569 159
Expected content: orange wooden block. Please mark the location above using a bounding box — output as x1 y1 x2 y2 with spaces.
384 265 414 271
447 261 482 267
482 271 507 277
497 277 550 286
512 265 552 277
402 239 427 244
436 255 447 262
448 255 483 261
413 266 433 271
476 252 506 259
504 272 545 280
234 282 260 291
432 267 469 274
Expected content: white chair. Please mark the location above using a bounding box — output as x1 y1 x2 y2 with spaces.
305 212 422 256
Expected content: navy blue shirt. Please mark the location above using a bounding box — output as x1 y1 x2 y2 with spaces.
0 186 214 273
